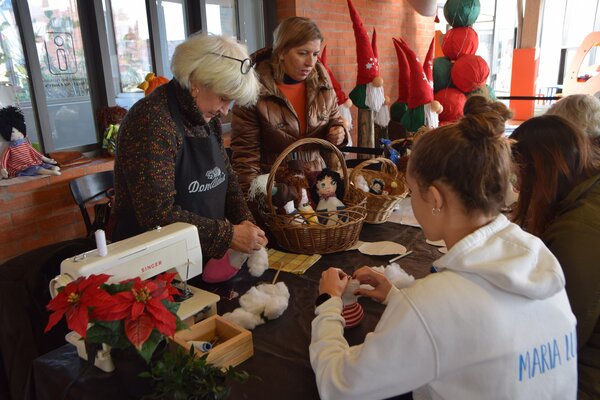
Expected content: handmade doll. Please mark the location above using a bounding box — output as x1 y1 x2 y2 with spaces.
274 161 318 224
369 178 385 195
341 277 364 328
203 246 269 284
0 106 60 179
310 168 346 226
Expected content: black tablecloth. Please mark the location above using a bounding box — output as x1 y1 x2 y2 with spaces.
27 223 440 400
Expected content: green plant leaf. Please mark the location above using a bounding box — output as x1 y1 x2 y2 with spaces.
142 345 250 400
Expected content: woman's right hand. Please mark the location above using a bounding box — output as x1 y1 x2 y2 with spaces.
353 267 392 303
231 221 268 253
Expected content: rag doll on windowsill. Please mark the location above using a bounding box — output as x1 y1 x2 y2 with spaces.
0 106 60 179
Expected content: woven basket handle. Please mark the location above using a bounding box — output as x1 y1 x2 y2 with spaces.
349 157 399 184
266 137 348 214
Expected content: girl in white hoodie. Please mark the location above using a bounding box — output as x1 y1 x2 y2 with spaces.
310 108 577 400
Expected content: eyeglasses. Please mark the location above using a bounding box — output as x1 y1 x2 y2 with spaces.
208 52 255 75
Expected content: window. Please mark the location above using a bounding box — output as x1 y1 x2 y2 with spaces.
0 1 38 145
28 0 96 150
1 0 264 153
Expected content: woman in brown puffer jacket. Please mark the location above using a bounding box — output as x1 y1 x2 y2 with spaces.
230 16 348 199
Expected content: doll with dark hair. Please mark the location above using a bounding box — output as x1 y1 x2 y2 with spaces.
274 161 318 224
311 168 346 225
0 106 60 179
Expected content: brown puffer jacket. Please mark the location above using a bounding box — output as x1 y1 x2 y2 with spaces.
230 47 347 193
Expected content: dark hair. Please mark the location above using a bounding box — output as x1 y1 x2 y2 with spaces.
310 168 344 203
510 114 600 235
408 108 511 215
463 95 514 124
0 106 27 141
271 17 323 83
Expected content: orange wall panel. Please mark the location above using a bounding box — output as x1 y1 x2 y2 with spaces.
510 48 539 121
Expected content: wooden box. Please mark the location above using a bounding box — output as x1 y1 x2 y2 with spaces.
172 315 253 368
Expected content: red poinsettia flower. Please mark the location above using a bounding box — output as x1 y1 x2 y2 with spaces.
44 274 113 338
94 277 177 348
153 271 181 301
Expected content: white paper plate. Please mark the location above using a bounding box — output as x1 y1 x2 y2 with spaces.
426 239 446 247
358 241 407 256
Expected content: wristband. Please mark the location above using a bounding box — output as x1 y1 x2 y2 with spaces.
315 293 332 307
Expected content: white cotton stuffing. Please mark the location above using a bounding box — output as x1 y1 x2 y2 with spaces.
239 286 271 315
222 308 264 330
370 262 415 289
247 247 269 277
224 282 290 330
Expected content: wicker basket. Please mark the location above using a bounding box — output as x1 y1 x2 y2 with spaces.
348 157 407 224
262 138 367 254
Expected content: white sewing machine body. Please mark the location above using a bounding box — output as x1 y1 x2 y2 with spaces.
54 222 219 321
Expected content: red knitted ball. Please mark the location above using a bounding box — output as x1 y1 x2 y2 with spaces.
450 54 490 93
434 87 467 123
441 27 479 60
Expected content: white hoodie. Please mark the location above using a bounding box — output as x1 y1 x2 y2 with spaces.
310 214 577 400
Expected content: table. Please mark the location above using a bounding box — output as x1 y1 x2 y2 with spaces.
27 222 441 400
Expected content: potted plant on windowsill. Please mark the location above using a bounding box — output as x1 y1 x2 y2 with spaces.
141 345 250 400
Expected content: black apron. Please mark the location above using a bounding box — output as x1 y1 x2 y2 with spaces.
167 81 229 219
113 81 228 240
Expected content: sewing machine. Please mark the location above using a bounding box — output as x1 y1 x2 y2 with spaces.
53 222 219 320
50 222 220 371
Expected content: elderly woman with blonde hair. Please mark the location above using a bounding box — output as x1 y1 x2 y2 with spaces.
546 94 600 144
113 33 267 283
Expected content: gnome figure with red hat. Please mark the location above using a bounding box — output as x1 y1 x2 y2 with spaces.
319 46 353 140
394 37 443 133
346 0 385 114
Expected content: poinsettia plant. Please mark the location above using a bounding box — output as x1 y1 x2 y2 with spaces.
45 272 187 363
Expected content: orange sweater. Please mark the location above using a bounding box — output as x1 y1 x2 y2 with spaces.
277 81 307 136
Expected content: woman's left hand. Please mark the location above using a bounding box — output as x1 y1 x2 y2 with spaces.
326 126 345 145
318 267 348 297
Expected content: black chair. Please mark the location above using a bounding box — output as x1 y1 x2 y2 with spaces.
69 170 114 236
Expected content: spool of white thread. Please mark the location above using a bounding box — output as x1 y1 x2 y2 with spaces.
189 340 213 352
95 229 108 257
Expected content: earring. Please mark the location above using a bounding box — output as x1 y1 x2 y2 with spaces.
431 207 441 216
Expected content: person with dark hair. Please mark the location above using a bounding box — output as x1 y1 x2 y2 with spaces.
310 110 577 399
463 95 519 207
230 16 348 199
510 114 600 399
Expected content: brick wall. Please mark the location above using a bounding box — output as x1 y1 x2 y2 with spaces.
0 159 113 264
275 0 436 142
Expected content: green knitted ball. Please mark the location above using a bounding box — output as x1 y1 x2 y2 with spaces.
433 57 453 93
444 0 480 27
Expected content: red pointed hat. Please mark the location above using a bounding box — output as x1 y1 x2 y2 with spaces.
347 0 379 85
423 37 435 84
319 46 349 105
397 38 434 109
393 38 410 103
